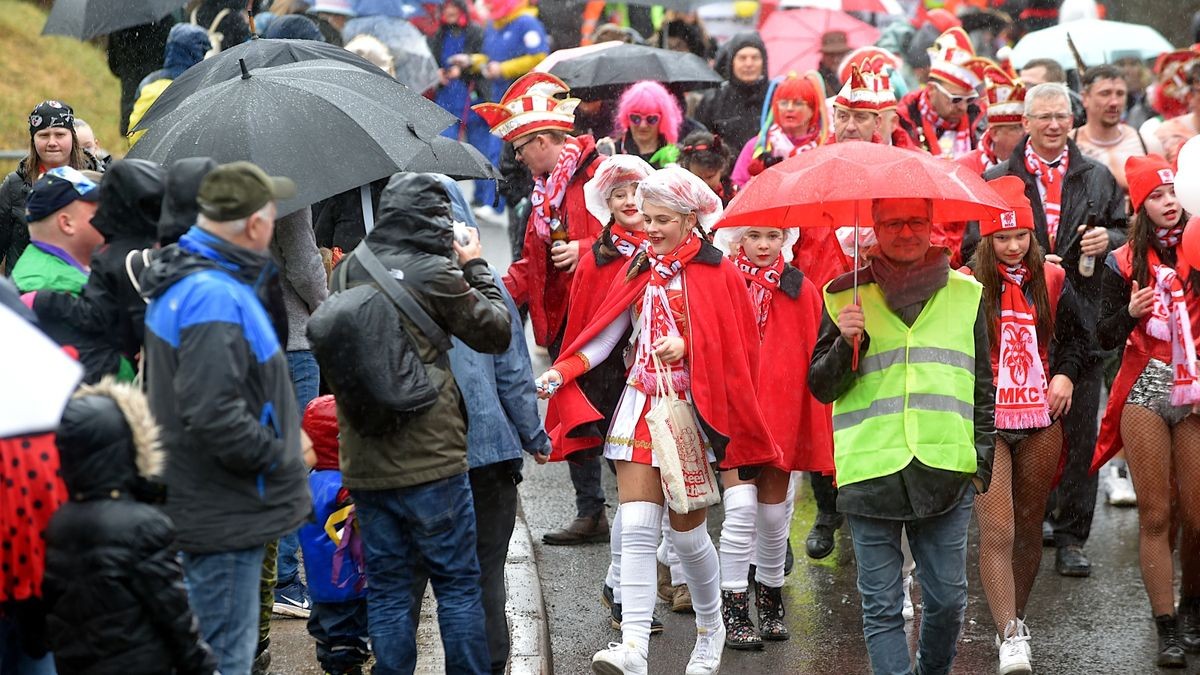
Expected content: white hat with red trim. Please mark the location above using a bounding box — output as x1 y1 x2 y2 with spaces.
981 64 1025 126
472 72 580 143
833 65 882 113
927 27 985 92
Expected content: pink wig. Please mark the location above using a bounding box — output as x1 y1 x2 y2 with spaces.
615 80 684 145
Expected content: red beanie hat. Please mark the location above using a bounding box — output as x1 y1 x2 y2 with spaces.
302 395 341 471
1126 154 1176 215
982 176 1034 236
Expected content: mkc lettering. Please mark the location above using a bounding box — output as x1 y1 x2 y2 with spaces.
998 387 1042 404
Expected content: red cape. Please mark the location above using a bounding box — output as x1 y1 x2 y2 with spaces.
502 135 603 347
545 240 634 460
759 266 834 474
551 242 782 469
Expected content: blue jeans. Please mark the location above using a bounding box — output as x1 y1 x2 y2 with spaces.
182 546 266 675
280 350 320 584
0 615 55 675
847 489 974 675
353 474 489 675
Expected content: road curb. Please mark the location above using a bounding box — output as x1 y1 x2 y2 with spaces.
506 503 553 675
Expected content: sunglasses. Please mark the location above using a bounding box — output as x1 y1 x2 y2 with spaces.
628 113 661 126
931 80 979 106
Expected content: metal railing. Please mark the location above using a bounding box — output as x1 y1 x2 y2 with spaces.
0 150 23 160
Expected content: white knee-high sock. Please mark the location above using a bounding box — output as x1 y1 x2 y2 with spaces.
606 505 624 603
755 501 791 588
619 501 663 657
718 484 758 592
752 473 798 568
673 520 723 630
657 512 684 586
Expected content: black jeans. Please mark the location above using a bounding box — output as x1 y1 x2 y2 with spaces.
1046 366 1101 548
810 471 839 516
411 462 520 674
307 600 369 674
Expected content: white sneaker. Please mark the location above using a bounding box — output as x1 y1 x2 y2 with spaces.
902 575 915 620
685 623 725 675
997 619 1032 675
1103 462 1137 506
1016 618 1033 661
592 642 648 675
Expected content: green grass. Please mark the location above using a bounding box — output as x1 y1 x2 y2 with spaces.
0 0 122 174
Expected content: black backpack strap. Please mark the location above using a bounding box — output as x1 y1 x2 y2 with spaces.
352 241 452 353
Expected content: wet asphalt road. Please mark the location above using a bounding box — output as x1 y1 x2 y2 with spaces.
271 213 1200 674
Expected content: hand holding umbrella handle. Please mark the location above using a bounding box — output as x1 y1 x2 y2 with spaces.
852 335 860 372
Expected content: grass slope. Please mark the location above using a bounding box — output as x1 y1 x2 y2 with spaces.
0 0 122 173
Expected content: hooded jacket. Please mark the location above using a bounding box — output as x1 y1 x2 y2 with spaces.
159 157 217 246
695 33 771 153
324 173 513 490
43 380 217 675
34 159 166 372
141 226 312 553
128 24 211 142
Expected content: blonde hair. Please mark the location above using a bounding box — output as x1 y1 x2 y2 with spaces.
345 35 395 77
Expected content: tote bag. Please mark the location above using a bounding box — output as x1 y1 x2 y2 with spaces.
645 353 721 514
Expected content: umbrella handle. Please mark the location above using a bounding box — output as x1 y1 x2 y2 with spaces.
852 335 860 372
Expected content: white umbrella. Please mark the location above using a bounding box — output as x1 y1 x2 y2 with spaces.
1010 19 1174 71
0 304 82 438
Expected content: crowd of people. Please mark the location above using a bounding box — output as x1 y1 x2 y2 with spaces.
3 1 1200 675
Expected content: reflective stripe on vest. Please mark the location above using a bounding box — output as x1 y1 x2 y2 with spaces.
823 270 982 487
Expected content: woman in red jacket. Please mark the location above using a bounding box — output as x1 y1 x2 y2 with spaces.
537 167 779 675
710 222 833 650
1093 155 1200 669
963 176 1090 674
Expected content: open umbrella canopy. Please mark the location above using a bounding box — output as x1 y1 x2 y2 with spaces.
42 0 185 40
343 15 440 94
771 0 903 14
535 41 622 74
721 142 1010 229
128 60 456 215
0 303 83 438
404 136 499 180
567 0 729 10
760 8 879 78
1010 19 1175 70
133 38 393 133
548 43 722 96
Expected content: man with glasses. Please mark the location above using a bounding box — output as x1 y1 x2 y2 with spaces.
810 197 995 675
896 27 988 159
475 72 610 547
978 82 1126 579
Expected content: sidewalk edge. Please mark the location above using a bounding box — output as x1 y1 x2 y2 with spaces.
506 503 553 675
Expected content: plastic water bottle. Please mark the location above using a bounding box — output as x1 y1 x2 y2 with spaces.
1078 210 1097 278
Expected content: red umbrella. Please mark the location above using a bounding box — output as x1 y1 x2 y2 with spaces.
760 8 880 78
767 0 903 14
721 141 1010 368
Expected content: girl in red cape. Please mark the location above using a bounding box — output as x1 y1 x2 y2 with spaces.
962 176 1090 673
1092 155 1200 668
537 167 779 675
710 220 832 650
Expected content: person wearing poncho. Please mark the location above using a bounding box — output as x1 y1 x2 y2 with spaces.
709 220 832 650
1092 155 1200 668
962 176 1090 675
537 167 779 675
729 71 828 188
809 196 994 675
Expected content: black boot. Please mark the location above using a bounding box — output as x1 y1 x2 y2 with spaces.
755 581 790 641
721 589 762 650
805 512 844 560
1156 614 1187 668
1178 598 1200 653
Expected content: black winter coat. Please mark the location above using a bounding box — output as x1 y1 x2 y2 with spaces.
695 33 770 153
44 389 216 675
0 160 33 275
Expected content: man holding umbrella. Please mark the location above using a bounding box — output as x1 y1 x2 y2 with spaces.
809 195 995 675
474 72 610 546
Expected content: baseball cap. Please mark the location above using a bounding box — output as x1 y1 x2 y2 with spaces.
25 166 100 223
196 161 296 221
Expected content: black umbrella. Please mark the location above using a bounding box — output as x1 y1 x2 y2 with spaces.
127 60 457 215
405 137 499 181
133 38 394 133
42 0 185 40
566 0 726 10
547 43 722 97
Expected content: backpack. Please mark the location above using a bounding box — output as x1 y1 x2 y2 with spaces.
307 242 450 437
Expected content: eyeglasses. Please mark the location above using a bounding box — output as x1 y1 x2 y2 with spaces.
628 113 661 126
776 99 810 110
876 218 932 234
512 134 540 158
930 80 979 106
1026 112 1073 124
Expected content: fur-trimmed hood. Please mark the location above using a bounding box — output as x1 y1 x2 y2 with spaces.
56 377 164 501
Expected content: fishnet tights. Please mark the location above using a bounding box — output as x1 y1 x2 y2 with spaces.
975 423 1063 634
1122 407 1200 616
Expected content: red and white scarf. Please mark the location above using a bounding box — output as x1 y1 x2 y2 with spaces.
529 135 584 243
1157 224 1185 248
1023 143 1068 252
1144 250 1200 405
609 223 646 259
734 250 785 341
995 263 1052 429
977 130 1001 173
764 124 820 160
918 89 972 158
630 233 701 393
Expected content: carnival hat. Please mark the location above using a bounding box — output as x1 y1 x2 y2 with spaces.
472 72 580 143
